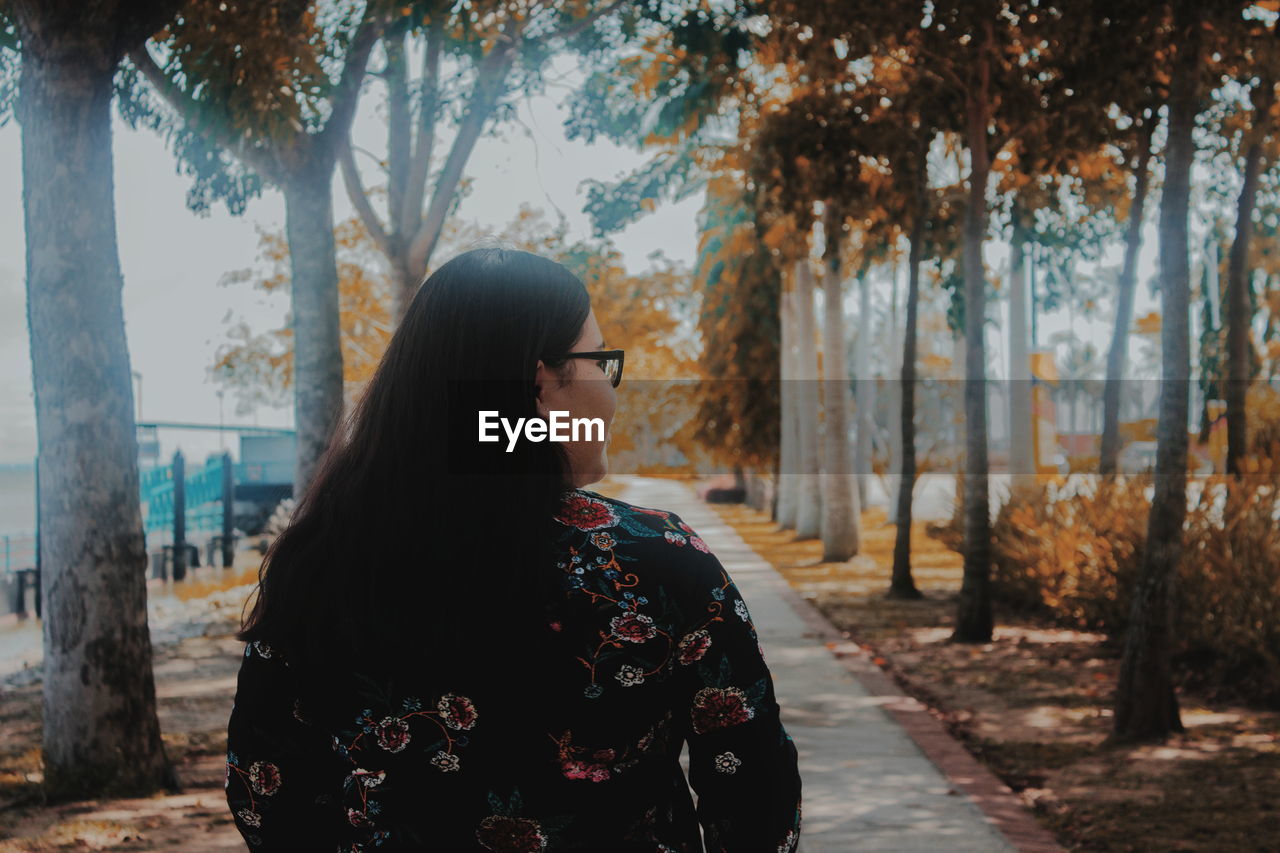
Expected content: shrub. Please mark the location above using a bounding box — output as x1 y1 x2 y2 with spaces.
987 470 1280 706
990 476 1148 632
1177 473 1280 705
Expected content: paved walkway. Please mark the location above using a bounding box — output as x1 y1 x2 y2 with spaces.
617 477 1057 853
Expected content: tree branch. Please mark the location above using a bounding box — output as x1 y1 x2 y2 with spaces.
406 25 520 275
545 0 627 43
317 1 387 157
385 28 411 237
339 138 392 258
400 12 445 239
127 45 280 182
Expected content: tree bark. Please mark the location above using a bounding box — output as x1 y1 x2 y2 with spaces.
854 261 875 511
952 26 995 644
1113 2 1199 742
1100 117 1157 476
284 163 346 496
17 8 177 800
886 258 903 525
777 277 799 529
1225 82 1272 475
794 259 824 540
1008 219 1034 489
819 207 860 560
890 145 928 600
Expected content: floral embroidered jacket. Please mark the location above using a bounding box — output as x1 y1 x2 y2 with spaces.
225 489 802 851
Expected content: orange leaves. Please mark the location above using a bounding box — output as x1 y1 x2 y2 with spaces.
1133 311 1162 336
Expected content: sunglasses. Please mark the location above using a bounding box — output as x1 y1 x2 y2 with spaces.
561 349 625 387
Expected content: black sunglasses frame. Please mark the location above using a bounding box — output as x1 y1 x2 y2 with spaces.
560 349 625 387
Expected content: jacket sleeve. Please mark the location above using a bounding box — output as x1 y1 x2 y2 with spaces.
225 641 343 850
670 537 802 852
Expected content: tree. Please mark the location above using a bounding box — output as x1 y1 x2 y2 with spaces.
889 137 934 600
1099 113 1160 475
693 175 781 488
214 205 702 472
819 202 861 559
1223 21 1279 475
339 0 628 321
749 88 881 559
129 0 389 495
213 216 395 412
1112 0 1205 743
792 256 824 540
7 0 181 800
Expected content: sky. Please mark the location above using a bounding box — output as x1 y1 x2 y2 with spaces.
0 57 704 467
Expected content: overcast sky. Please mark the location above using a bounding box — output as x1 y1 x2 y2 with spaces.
0 60 703 467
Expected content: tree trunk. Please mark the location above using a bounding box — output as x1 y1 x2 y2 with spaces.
952 32 995 644
819 209 860 560
890 169 927 601
284 164 346 496
1100 117 1156 476
19 24 176 800
794 260 823 540
1225 83 1271 476
1008 220 1034 490
854 263 875 510
1113 4 1199 742
777 280 799 530
886 258 904 525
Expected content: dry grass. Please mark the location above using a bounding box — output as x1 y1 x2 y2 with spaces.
710 500 1280 853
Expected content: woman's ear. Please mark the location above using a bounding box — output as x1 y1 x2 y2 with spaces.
533 359 551 419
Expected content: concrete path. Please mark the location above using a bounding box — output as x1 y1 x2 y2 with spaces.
617 477 1033 853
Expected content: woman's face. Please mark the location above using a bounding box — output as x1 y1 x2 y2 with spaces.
535 309 617 488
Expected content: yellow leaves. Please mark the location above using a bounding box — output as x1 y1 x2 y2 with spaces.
1133 311 1162 336
762 221 792 252
640 197 657 213
921 352 953 375
1119 418 1158 443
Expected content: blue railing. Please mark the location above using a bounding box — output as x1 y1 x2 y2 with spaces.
140 454 293 535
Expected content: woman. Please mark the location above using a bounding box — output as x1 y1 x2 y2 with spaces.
225 248 802 851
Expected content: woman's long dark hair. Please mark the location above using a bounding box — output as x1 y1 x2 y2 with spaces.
238 248 590 705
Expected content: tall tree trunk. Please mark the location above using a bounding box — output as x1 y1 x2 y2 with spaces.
950 331 966 530
18 10 177 800
777 279 799 530
854 262 875 510
1008 219 1034 490
890 155 928 600
820 207 860 560
794 259 823 539
1113 3 1199 742
284 163 346 496
1101 117 1157 476
1225 82 1272 476
886 258 904 525
953 28 995 644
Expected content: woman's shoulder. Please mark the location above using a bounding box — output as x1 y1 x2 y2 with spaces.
555 488 707 543
553 488 721 577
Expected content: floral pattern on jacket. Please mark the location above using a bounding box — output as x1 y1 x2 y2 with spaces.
226 488 802 851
